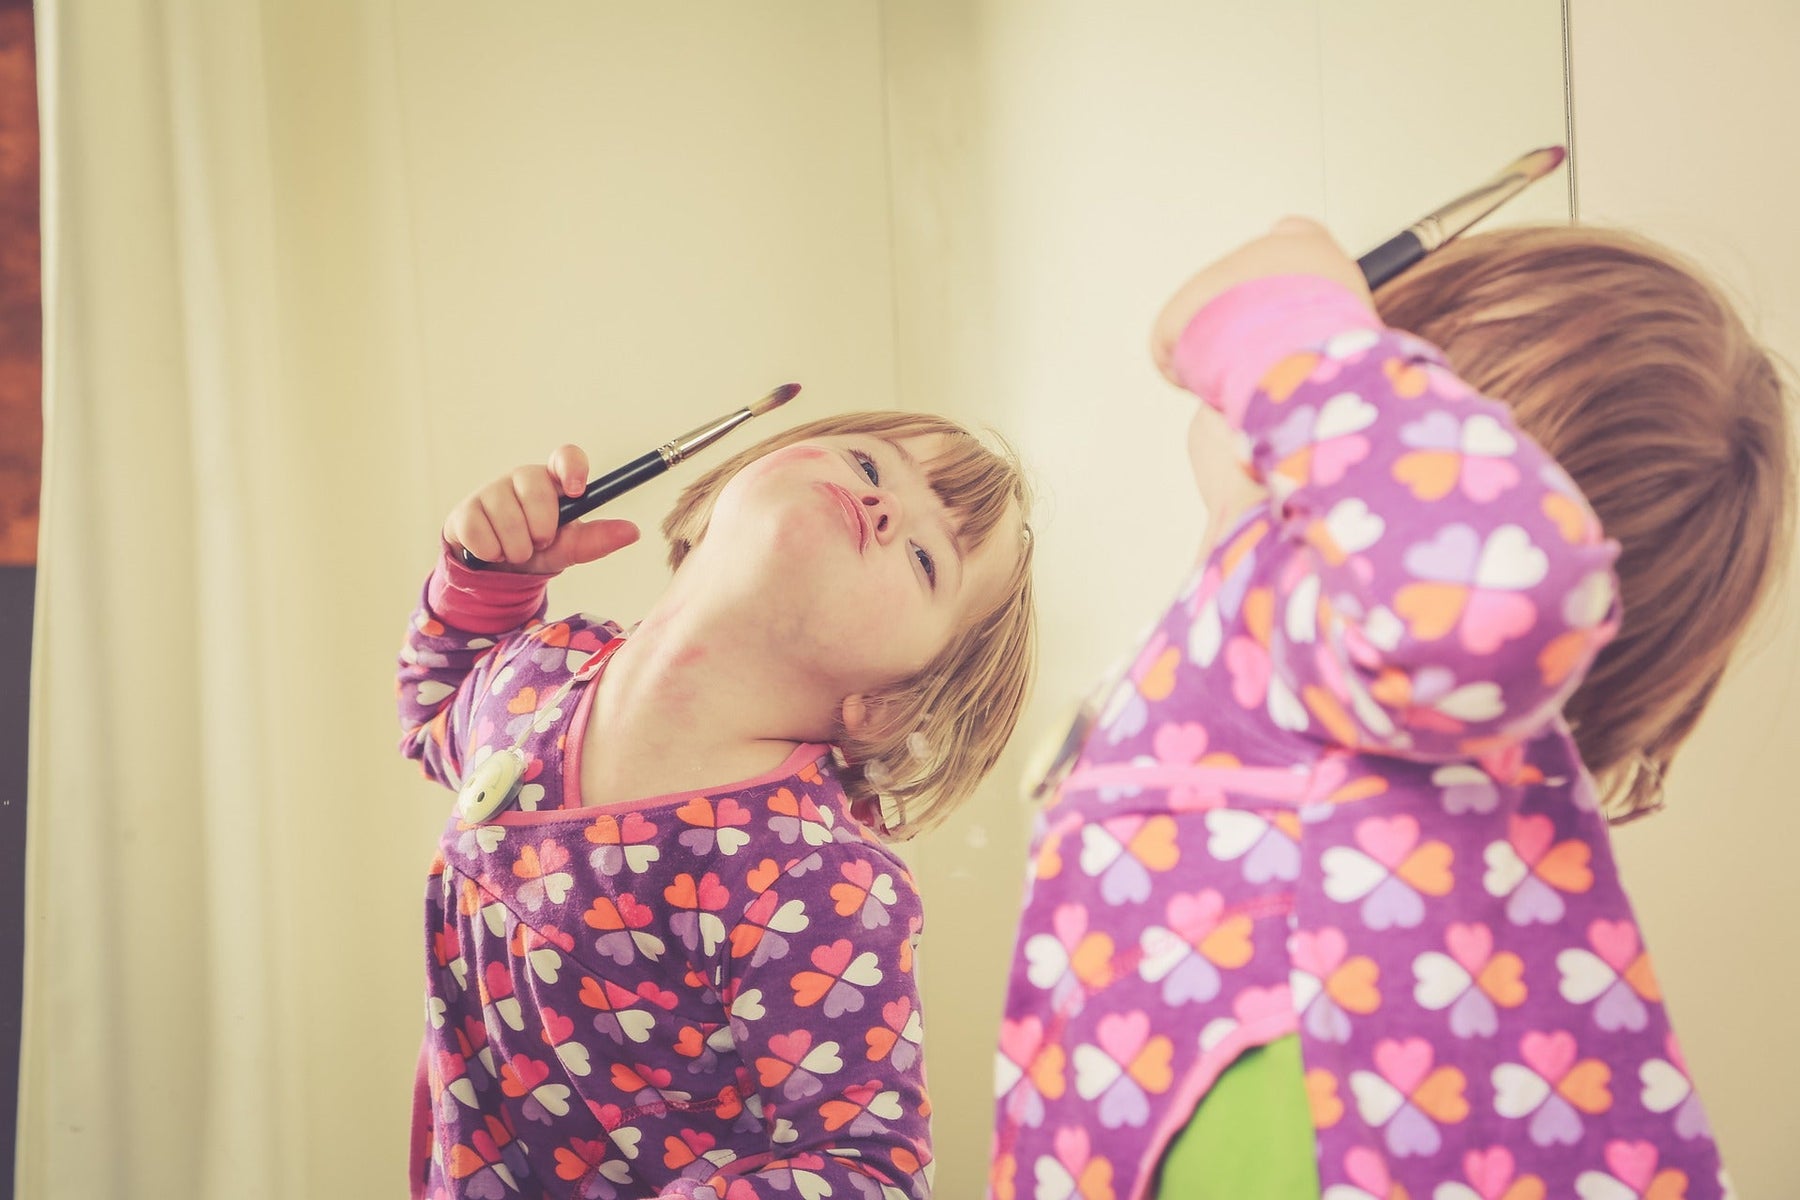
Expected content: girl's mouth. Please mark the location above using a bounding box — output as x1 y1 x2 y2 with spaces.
821 482 868 552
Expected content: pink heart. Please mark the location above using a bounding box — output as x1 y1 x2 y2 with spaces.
1355 814 1421 869
1130 630 1171 681
1343 1146 1392 1195
1460 458 1520 504
1508 814 1555 868
1311 436 1371 487
715 795 753 826
1051 903 1089 949
617 812 657 842
1462 1146 1516 1199
1289 927 1349 978
1153 721 1210 767
1095 1011 1150 1064
1373 1037 1435 1095
1053 1126 1091 1171
997 1016 1043 1068
766 1030 813 1063
1588 919 1642 973
1603 1139 1660 1193
1226 637 1272 708
1520 1030 1577 1084
1460 590 1537 655
1234 984 1292 1027
810 938 855 976
1444 922 1494 974
1167 891 1225 942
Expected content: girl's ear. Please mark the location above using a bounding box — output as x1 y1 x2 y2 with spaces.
841 694 871 733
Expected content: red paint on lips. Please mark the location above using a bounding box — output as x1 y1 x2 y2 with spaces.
820 482 868 552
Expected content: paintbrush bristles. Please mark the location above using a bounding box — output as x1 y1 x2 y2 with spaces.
750 382 801 417
1512 145 1567 183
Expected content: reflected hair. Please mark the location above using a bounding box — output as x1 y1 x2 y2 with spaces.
1376 225 1795 820
660 410 1036 837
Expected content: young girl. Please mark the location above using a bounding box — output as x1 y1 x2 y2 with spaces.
398 411 1035 1199
990 218 1791 1199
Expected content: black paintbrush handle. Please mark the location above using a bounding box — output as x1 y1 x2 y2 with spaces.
1357 229 1426 290
458 450 668 570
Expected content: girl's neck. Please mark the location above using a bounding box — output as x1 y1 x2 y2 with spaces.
576 579 840 808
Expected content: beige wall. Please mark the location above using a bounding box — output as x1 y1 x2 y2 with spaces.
1572 6 1800 1198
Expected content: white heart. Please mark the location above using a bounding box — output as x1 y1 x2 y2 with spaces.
611 1127 642 1158
1438 683 1504 722
844 951 885 987
449 1077 478 1108
1575 1172 1640 1200
415 680 455 707
448 958 468 991
1491 1063 1552 1118
1325 498 1385 557
426 996 447 1030
771 899 811 936
1034 1158 1077 1200
1461 414 1517 457
1286 573 1322 644
618 1009 658 1043
631 931 667 962
1321 847 1388 904
707 1026 738 1053
1137 926 1188 984
1412 951 1473 1011
1639 1058 1691 1114
1556 949 1617 1005
1188 600 1223 667
1348 1070 1406 1125
482 903 509 938
1268 674 1310 732
698 913 727 956
733 989 767 1022
771 1118 800 1146
1071 1044 1123 1099
867 1089 904 1121
1316 391 1380 439
1361 604 1405 653
1482 841 1530 898
1432 1186 1484 1200
516 784 547 813
491 665 513 688
542 873 572 905
1023 933 1070 990
1564 570 1615 628
528 948 562 984
871 873 899 906
717 827 752 855
625 845 659 871
1288 968 1323 1016
1475 525 1549 590
532 1084 572 1117
564 649 589 674
802 821 833 847
802 1041 844 1075
1078 824 1126 877
555 1040 592 1077
994 1055 1024 1096
1324 329 1380 358
1205 810 1268 862
1198 1017 1239 1055
496 996 524 1032
795 1169 832 1200
474 825 505 853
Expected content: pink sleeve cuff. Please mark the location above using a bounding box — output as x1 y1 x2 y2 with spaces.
426 542 552 634
1170 273 1383 426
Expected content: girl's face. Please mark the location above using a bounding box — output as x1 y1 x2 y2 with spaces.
699 433 1022 696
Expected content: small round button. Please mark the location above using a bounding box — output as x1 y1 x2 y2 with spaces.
457 747 527 822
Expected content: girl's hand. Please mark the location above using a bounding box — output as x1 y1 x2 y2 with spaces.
1150 216 1374 386
443 444 640 573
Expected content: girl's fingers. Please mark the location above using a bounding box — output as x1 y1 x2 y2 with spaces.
478 479 537 564
511 466 562 551
547 444 589 498
540 519 640 572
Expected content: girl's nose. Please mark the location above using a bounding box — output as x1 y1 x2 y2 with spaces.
860 491 904 545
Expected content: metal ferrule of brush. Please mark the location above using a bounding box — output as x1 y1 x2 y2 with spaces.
661 408 755 467
1413 171 1534 251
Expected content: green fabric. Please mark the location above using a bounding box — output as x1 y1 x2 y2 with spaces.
1153 1035 1321 1199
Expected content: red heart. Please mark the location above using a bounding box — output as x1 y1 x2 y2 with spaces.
540 1007 575 1045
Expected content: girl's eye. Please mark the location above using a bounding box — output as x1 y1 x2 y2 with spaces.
851 449 880 486
913 545 937 588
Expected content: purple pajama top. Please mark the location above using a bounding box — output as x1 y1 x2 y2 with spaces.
398 556 934 1199
989 276 1731 1199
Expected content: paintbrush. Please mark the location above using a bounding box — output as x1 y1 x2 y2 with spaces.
1358 145 1566 288
460 382 802 569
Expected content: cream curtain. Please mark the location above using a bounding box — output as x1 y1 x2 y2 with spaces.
22 2 436 1195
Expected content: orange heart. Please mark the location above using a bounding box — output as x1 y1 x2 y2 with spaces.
830 882 868 917
1029 1043 1067 1100
1078 1157 1116 1200
675 795 714 827
1330 775 1389 805
1305 1068 1344 1128
1128 817 1182 872
1221 520 1269 578
1243 586 1275 647
1645 1169 1690 1200
1535 840 1594 894
1326 955 1382 1015
539 622 571 648
1302 684 1360 748
891 1146 923 1176
747 858 780 894
1071 932 1117 988
1394 581 1468 642
755 1056 793 1089
1199 915 1255 970
1557 1059 1612 1114
445 1144 486 1179
1397 841 1455 897
1537 629 1591 688
819 1099 860 1132
674 1025 705 1058
791 970 835 1008
1263 351 1319 403
507 686 540 715
1393 450 1461 501
1384 357 1430 398
1541 492 1589 544
1502 1178 1547 1200
1412 1065 1470 1123
663 876 699 909
1369 667 1414 709
1037 837 1065 881
1477 952 1528 1008
662 1134 698 1169
577 976 608 1010
1137 646 1181 702
1624 954 1663 1003
1129 1035 1175 1094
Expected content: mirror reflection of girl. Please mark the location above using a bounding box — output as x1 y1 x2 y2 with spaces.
398 412 1034 1199
991 218 1790 1199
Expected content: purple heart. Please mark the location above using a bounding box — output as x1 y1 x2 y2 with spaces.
1005 1084 1046 1129
1361 875 1426 930
1266 405 1320 461
1103 691 1149 745
890 1038 919 1074
1400 410 1461 450
1440 778 1499 816
1528 1094 1584 1147
589 846 626 876
1382 1102 1444 1158
464 1167 508 1200
1674 1094 1712 1141
823 979 867 1020
783 1068 824 1102
1593 981 1649 1033
789 852 825 877
750 931 791 968
1097 1077 1152 1128
1162 954 1222 1006
1101 857 1153 906
668 912 704 952
1404 522 1481 584
1448 988 1499 1039
521 1095 555 1125
590 1012 629 1044
861 898 893 930
678 828 717 855
1505 876 1566 926
1304 997 1352 1044
591 931 638 967
1244 832 1302 883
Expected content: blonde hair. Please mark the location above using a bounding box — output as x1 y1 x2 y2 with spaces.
660 411 1036 836
1376 225 1796 820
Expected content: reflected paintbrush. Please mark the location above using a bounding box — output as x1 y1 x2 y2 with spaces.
460 382 802 569
1357 145 1567 288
